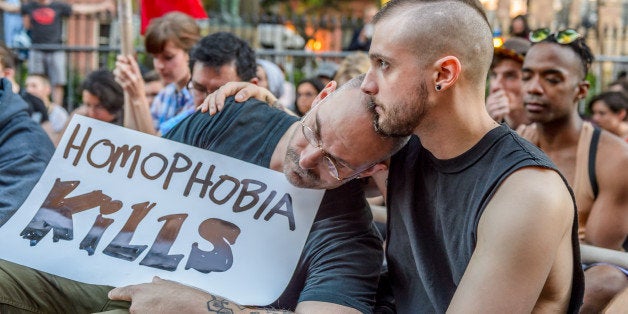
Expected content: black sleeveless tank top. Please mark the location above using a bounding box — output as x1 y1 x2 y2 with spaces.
386 124 584 313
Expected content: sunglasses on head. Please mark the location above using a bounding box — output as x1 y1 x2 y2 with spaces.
529 28 582 44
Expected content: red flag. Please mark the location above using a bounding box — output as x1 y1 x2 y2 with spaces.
140 0 208 34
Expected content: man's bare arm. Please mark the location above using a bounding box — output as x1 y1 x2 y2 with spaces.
109 276 361 314
448 167 574 313
582 133 628 250
71 0 114 15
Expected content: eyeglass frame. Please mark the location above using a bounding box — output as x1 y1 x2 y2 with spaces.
187 79 210 99
298 104 375 181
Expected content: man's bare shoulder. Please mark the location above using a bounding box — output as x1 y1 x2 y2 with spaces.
461 166 575 313
596 130 628 189
482 166 574 238
499 166 572 210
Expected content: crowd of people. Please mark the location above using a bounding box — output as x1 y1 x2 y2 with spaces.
0 0 627 313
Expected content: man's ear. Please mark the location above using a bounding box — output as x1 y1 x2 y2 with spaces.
249 77 259 85
619 109 627 121
576 80 590 102
358 162 388 178
311 80 337 106
432 56 461 92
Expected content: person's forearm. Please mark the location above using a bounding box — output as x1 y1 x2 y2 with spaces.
0 1 20 13
71 1 111 15
129 97 157 135
580 243 628 269
205 295 291 314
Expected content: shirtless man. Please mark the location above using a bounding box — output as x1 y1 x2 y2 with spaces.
518 28 628 313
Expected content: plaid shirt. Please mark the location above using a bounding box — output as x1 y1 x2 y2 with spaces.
150 83 194 132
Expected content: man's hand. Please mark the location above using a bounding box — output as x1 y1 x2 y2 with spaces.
109 276 218 313
198 82 276 115
486 89 511 123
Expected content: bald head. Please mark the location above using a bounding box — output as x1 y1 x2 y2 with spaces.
373 0 493 87
284 74 408 189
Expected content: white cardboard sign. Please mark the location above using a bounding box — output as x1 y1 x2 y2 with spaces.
0 115 325 306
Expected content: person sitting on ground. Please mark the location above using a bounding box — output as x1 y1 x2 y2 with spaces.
588 91 628 142
359 1 582 312
315 61 339 86
114 11 200 135
69 69 124 126
117 31 257 136
256 59 285 101
0 76 55 227
141 70 164 107
294 78 324 116
333 51 371 87
517 27 628 313
25 74 69 146
486 37 531 129
0 75 409 314
0 42 50 128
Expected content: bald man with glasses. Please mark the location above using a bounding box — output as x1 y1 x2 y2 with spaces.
104 75 408 313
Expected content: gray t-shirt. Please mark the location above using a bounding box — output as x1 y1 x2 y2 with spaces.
165 97 383 312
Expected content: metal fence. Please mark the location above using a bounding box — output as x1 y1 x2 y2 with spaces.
8 13 628 110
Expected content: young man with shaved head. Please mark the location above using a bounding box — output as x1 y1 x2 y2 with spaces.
184 1 584 311
359 0 583 312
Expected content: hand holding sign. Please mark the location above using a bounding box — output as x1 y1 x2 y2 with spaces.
0 115 324 306
109 276 218 313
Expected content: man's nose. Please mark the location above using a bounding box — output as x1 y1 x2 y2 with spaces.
524 76 543 95
361 71 378 95
299 145 324 170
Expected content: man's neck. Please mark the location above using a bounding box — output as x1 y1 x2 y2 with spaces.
537 111 582 152
416 93 499 160
269 123 298 172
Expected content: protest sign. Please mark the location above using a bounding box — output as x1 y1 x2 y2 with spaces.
0 115 325 305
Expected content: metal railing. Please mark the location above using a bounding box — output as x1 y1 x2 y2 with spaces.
10 44 628 111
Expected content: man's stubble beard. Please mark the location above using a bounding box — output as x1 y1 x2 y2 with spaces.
367 81 429 137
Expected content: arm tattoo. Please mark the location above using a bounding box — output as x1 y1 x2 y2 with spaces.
206 295 245 313
206 295 291 313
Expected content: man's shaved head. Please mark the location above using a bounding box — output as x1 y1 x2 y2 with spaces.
373 0 493 88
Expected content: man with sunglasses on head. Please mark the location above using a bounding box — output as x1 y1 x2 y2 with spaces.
518 28 628 313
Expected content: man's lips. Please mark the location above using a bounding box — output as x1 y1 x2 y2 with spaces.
525 101 545 113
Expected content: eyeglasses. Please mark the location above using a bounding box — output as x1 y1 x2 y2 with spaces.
187 80 209 99
529 28 582 45
299 107 369 181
